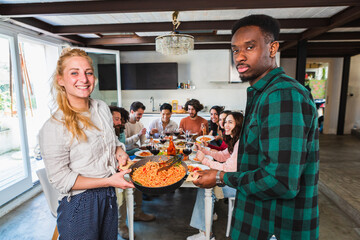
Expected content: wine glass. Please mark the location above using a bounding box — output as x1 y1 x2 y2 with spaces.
183 143 193 156
159 132 166 144
165 129 172 137
149 144 160 155
173 128 180 137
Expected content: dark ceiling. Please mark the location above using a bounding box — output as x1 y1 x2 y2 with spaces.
1 0 360 58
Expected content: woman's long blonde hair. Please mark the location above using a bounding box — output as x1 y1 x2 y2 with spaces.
52 48 98 142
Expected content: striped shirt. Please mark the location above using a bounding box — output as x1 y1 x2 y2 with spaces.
224 67 319 240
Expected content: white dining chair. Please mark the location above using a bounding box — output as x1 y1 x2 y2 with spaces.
226 197 236 237
36 168 59 240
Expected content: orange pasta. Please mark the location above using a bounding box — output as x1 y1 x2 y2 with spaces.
132 161 186 187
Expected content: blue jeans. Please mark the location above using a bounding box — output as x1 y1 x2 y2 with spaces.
190 186 236 232
57 187 118 240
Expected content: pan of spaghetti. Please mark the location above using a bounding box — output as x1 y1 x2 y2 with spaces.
129 155 188 195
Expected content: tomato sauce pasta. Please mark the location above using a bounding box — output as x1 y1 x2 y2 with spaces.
132 161 186 187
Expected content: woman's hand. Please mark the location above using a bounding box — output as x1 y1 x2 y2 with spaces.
201 140 209 147
195 150 205 163
195 142 203 151
108 169 134 189
214 135 222 141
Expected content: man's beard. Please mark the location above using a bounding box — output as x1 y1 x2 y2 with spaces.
190 112 197 118
114 125 124 136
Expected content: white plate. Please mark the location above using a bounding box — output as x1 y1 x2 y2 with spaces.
134 150 153 157
187 163 210 172
196 135 215 142
189 154 213 162
144 139 160 144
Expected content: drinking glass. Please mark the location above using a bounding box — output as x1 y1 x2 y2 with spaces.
149 144 160 155
173 128 180 136
183 143 193 156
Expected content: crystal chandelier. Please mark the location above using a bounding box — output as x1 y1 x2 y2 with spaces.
156 11 194 55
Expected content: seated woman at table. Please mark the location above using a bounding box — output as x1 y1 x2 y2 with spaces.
187 111 244 240
205 110 231 151
207 106 225 147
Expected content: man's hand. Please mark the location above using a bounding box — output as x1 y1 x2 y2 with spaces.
116 151 130 167
138 128 146 137
193 169 218 188
150 128 159 135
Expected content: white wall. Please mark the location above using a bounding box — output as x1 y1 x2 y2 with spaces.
119 50 249 112
346 54 360 133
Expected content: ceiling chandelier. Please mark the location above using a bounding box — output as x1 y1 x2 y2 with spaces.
155 11 194 55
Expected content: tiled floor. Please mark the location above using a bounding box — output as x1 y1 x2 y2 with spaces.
0 134 359 240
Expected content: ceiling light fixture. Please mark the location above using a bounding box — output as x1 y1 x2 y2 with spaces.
155 11 194 55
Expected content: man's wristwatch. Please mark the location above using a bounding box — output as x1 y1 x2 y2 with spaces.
216 170 225 187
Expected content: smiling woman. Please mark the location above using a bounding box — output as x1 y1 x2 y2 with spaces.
39 48 134 239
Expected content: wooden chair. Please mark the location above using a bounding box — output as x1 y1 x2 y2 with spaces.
36 168 59 240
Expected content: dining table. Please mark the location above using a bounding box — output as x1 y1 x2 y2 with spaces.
121 152 213 240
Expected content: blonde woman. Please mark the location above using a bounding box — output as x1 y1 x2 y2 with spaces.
39 48 134 239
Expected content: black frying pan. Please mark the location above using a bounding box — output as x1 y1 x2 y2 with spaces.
129 155 188 195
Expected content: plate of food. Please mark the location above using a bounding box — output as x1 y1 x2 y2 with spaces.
189 154 213 162
134 150 153 157
196 135 215 143
144 139 160 144
187 163 210 172
174 140 186 148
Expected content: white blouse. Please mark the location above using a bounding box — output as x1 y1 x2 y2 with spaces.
39 99 124 200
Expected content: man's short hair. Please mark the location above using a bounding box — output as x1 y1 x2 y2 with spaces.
184 99 204 112
130 101 146 112
160 103 172 112
231 14 280 43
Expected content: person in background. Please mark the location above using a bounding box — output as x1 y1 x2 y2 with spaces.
194 14 319 240
187 111 244 240
109 105 156 239
204 110 231 151
147 103 178 138
124 101 147 156
39 48 134 240
208 106 225 146
179 99 209 136
109 106 129 144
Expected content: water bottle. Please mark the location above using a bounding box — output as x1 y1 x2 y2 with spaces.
269 235 277 240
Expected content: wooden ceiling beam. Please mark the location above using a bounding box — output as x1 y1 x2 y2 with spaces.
54 18 329 35
281 48 360 58
314 32 360 40
2 0 359 16
280 6 360 51
85 33 302 46
5 18 85 45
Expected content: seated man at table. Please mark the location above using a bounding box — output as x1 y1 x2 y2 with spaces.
146 103 178 138
180 99 208 136
125 101 147 156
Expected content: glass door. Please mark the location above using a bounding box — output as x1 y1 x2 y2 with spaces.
0 33 33 206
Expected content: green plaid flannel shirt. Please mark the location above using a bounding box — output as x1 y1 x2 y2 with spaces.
224 67 319 240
